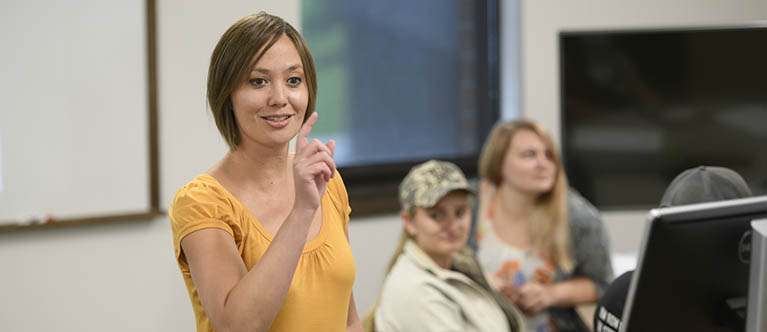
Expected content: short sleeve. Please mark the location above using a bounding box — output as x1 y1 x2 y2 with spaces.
327 170 352 229
169 180 236 268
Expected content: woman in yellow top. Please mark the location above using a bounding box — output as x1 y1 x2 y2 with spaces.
168 12 363 332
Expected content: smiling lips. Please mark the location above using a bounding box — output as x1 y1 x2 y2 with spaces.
445 233 462 243
262 114 293 128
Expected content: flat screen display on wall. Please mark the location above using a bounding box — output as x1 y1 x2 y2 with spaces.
560 25 767 209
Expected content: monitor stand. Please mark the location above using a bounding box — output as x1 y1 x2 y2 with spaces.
719 296 746 330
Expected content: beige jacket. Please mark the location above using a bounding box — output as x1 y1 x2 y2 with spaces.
374 240 524 332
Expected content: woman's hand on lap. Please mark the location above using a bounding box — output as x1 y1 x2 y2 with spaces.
516 281 554 315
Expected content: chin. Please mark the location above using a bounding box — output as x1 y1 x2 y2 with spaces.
532 182 555 194
443 242 462 253
539 186 554 194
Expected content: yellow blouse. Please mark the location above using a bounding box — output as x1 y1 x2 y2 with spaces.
169 172 355 332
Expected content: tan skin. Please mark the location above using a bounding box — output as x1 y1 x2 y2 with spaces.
482 129 597 316
180 36 362 332
402 191 472 269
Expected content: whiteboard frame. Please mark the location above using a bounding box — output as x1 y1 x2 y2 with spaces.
0 0 160 232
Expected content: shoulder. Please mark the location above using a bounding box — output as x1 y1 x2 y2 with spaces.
324 170 351 223
326 169 348 198
567 189 603 232
377 260 464 331
452 247 490 286
376 283 462 332
171 174 232 209
169 174 241 267
565 189 614 285
383 254 456 301
385 254 434 290
565 188 611 248
381 277 457 318
169 175 237 236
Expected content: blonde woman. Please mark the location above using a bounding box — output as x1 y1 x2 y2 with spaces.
475 120 613 332
366 160 524 332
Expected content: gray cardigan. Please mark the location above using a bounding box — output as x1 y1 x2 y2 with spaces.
467 189 614 332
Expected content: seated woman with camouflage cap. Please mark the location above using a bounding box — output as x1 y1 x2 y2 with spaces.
364 160 524 332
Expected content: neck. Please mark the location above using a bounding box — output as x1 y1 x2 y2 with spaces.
432 254 452 270
214 141 292 190
494 183 538 223
409 240 454 270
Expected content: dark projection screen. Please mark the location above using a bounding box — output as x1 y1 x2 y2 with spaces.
560 25 767 209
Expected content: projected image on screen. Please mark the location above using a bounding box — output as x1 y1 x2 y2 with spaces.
560 26 767 209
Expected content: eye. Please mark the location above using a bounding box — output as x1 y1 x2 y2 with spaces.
455 207 467 218
429 211 443 222
249 77 267 87
287 77 302 86
545 150 554 160
520 150 536 158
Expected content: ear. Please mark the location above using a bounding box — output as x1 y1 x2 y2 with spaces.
401 209 417 237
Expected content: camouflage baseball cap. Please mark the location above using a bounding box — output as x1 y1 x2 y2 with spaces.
399 160 474 211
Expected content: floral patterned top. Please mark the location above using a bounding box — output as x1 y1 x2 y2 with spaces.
472 190 614 332
476 217 558 332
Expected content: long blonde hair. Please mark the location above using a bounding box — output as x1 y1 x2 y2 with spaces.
478 119 574 272
362 208 414 332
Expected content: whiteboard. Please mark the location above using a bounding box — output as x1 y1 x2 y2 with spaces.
0 0 156 228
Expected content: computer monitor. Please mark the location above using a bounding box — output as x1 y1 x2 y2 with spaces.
621 195 767 332
747 218 767 332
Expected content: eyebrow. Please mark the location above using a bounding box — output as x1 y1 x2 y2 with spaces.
252 64 303 74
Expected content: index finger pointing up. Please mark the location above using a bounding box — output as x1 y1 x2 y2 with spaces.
296 112 318 152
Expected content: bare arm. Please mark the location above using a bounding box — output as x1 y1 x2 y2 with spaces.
548 277 598 306
346 293 364 332
343 213 363 332
181 113 336 332
514 277 597 315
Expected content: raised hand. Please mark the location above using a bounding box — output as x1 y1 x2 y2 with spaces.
292 112 336 213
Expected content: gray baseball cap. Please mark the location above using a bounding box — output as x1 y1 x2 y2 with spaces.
399 160 474 211
659 165 753 207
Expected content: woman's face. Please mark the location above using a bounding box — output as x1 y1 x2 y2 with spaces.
230 35 308 149
404 191 471 266
501 129 557 196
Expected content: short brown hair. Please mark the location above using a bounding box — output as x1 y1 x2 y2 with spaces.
207 12 317 150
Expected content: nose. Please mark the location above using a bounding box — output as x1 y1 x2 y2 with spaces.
268 84 288 108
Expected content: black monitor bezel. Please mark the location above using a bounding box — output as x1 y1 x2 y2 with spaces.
621 195 767 331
